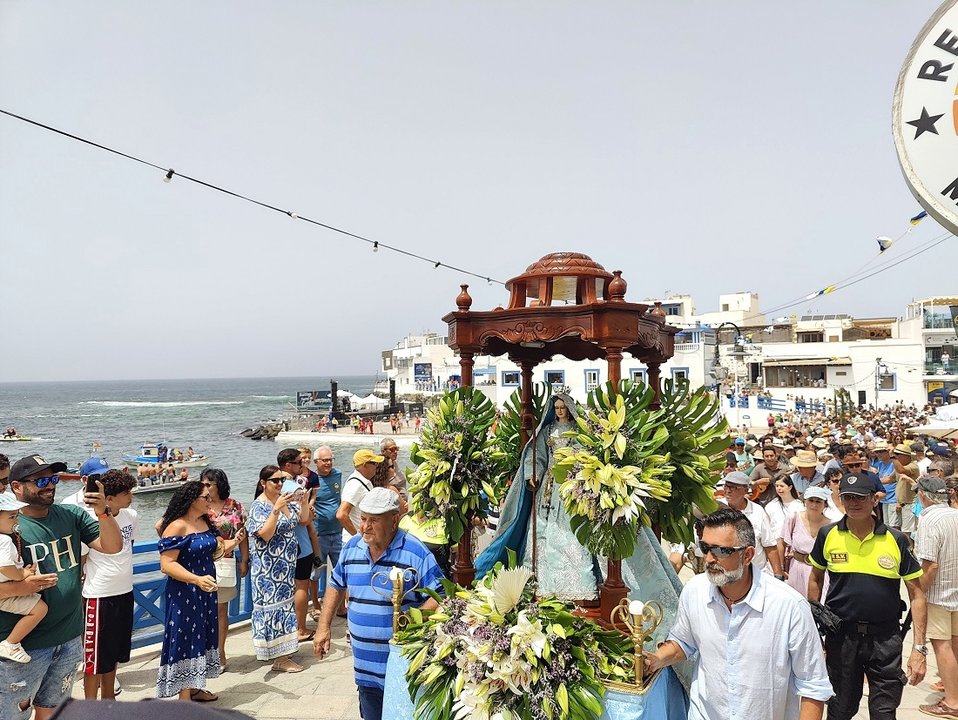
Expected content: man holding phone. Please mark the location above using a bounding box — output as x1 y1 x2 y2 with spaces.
0 454 122 720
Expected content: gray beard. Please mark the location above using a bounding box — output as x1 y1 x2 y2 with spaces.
706 562 746 587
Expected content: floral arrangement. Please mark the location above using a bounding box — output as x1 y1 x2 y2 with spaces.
396 562 634 720
406 386 506 543
552 384 673 560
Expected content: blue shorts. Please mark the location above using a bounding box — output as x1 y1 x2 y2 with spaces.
0 636 83 719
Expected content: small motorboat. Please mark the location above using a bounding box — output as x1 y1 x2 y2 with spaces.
0 435 33 443
122 442 209 470
132 478 191 495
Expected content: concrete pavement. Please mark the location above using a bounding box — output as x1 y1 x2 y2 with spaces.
69 579 950 719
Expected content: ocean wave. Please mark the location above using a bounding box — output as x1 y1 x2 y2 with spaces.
82 400 245 408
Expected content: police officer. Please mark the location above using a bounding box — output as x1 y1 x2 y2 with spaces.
808 472 928 720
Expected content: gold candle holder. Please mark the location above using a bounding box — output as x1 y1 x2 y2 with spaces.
609 598 663 688
371 566 421 633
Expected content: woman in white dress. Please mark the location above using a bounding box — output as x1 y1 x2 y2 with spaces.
764 476 803 544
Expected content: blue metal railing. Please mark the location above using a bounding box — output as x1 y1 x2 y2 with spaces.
131 540 252 650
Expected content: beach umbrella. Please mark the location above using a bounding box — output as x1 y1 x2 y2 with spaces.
906 424 958 440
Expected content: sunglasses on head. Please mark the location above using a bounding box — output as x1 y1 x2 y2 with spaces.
25 475 60 489
698 541 748 559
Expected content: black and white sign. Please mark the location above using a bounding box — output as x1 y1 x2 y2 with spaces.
894 0 958 234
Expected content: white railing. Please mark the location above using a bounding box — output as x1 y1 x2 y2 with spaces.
674 343 701 352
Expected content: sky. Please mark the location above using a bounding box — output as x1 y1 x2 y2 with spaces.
0 1 951 382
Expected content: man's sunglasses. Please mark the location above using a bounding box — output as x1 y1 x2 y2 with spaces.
698 541 748 559
25 475 60 488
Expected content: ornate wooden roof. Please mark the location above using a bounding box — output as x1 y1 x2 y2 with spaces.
443 252 678 365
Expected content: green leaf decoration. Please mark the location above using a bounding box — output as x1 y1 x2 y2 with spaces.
405 386 505 542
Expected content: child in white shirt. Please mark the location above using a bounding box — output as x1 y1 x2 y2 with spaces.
0 493 48 662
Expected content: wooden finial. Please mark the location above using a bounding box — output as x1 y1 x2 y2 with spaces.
456 284 473 312
608 270 627 302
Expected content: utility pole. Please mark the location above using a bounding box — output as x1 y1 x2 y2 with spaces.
874 357 882 409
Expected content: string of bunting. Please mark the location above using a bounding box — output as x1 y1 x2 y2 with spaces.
3 107 952 319
0 108 505 287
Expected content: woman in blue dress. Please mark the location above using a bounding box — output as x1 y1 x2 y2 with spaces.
157 481 223 701
247 465 313 673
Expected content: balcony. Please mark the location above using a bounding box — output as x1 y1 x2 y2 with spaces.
674 342 701 352
925 362 958 376
924 316 956 330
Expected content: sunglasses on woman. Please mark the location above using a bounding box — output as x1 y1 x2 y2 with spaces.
265 476 284 485
24 475 60 489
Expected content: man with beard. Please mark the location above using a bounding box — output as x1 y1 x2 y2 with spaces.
750 447 790 505
0 454 122 720
644 507 831 720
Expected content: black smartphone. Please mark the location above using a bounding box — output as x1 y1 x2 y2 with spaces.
86 473 101 494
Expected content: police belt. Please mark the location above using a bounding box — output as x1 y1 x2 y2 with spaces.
839 620 899 637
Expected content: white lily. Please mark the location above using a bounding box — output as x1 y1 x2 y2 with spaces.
507 610 548 658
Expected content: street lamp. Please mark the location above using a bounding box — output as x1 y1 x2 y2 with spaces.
711 322 743 428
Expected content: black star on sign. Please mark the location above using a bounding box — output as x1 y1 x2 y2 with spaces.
907 107 944 139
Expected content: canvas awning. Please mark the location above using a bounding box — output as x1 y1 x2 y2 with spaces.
762 357 852 367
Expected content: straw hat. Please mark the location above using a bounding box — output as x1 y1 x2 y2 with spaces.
791 449 818 468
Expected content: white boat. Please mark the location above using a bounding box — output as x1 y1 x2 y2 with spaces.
122 442 210 470
132 479 191 495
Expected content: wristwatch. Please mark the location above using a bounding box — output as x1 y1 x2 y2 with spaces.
913 644 929 656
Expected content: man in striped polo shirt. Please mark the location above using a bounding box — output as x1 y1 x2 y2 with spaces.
313 487 443 720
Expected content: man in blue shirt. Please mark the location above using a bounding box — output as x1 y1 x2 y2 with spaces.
309 445 344 618
871 441 900 529
314 488 444 720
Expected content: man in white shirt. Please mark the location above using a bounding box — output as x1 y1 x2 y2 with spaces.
644 507 832 720
915 475 958 717
336 449 383 541
720 471 784 578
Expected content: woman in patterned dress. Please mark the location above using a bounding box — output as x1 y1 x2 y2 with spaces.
157 481 228 701
247 465 313 673
202 468 249 670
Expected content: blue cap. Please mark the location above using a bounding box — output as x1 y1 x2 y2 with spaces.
734 437 746 445
79 456 110 476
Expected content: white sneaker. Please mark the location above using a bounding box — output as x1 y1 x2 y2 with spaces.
0 641 31 663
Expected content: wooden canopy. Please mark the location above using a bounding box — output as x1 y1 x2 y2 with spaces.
442 251 679 619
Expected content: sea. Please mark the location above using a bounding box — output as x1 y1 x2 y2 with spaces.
0 375 412 539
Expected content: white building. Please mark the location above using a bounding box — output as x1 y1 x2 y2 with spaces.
379 294 951 411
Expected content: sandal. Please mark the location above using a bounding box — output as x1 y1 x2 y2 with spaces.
271 656 304 673
190 689 219 702
919 700 958 718
933 681 947 692
298 631 315 642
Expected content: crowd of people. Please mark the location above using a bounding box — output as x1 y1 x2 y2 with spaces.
0 437 437 720
3 399 958 719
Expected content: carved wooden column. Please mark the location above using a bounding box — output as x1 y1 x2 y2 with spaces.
607 348 623 387
459 352 475 388
647 361 662 409
519 360 535 447
600 345 628 623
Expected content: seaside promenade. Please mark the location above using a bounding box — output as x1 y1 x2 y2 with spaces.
69 567 944 720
